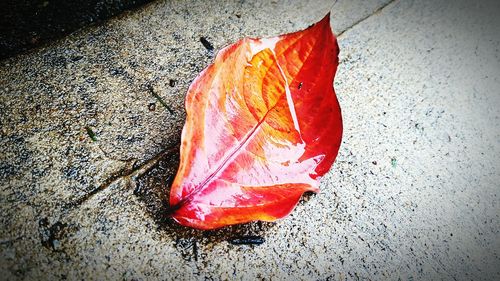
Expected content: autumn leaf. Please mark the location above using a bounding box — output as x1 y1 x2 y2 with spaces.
169 14 342 230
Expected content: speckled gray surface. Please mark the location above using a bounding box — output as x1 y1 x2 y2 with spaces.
1 0 499 280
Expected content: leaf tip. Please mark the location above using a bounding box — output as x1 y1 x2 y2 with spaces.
306 12 332 33
319 12 331 26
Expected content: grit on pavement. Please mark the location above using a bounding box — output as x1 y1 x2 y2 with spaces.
1 0 499 280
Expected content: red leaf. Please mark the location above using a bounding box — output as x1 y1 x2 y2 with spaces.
169 14 342 230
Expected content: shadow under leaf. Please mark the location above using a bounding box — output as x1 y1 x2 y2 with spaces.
133 148 277 259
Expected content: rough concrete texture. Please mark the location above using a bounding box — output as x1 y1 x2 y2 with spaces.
0 0 499 280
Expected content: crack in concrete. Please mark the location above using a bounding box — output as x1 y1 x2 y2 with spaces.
64 145 179 210
337 0 398 38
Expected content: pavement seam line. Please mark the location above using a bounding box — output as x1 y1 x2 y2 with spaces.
337 0 398 38
65 145 179 210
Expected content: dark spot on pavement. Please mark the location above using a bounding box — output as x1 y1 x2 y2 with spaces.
229 235 265 245
39 218 67 251
199 36 214 52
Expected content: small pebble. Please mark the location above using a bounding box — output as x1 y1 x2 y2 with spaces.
148 103 156 111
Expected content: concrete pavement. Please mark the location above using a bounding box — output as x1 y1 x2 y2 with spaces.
1 0 499 279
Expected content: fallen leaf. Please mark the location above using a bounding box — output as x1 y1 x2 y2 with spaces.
169 14 342 230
